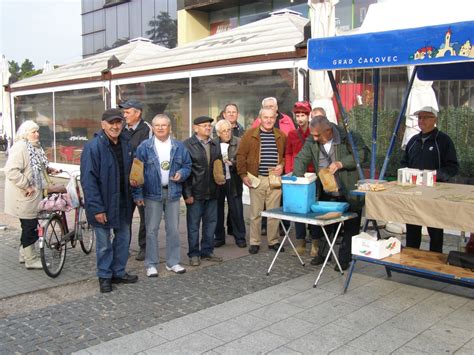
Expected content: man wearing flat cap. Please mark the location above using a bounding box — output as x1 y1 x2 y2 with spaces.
81 109 138 293
401 106 459 253
183 116 225 266
118 99 152 261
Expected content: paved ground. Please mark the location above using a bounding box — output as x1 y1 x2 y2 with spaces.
0 151 473 354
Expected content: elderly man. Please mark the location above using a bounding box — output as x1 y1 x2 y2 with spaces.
132 114 192 277
401 106 459 253
237 108 286 254
293 115 368 270
214 103 245 138
81 109 138 293
252 97 295 136
183 116 224 266
213 119 247 248
119 99 152 261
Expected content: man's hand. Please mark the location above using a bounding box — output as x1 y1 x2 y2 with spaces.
184 196 194 205
242 176 252 188
273 164 284 176
130 179 139 187
170 172 181 182
25 186 35 197
135 199 145 207
47 167 61 175
328 161 343 174
95 213 107 224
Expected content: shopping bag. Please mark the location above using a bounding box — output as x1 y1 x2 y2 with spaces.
130 158 144 185
66 177 80 208
268 170 281 189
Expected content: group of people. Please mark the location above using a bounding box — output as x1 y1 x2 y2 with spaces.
4 94 458 293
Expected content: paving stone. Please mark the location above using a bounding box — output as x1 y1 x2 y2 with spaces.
329 344 375 354
331 303 397 333
267 345 304 354
83 330 167 354
266 316 315 340
213 329 288 354
249 300 304 323
293 298 360 328
143 330 224 354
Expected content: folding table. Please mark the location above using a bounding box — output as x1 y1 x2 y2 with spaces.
261 207 357 287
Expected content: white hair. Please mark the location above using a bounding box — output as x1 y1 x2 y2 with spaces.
152 113 171 126
15 120 39 142
215 119 231 134
261 97 277 108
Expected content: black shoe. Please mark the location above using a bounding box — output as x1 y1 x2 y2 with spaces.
236 240 247 248
111 273 138 284
279 227 286 237
99 278 112 293
214 240 226 248
310 255 324 266
135 249 145 261
249 245 260 254
268 243 285 252
335 262 350 271
261 227 267 236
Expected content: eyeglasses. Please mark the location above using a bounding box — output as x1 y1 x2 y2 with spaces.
197 123 212 128
219 129 231 133
154 124 169 128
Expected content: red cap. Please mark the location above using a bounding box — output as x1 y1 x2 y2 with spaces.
292 101 311 115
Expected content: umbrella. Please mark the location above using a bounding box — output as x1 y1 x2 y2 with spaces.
308 0 339 124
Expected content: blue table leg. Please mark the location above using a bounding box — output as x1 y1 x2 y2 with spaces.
343 259 357 294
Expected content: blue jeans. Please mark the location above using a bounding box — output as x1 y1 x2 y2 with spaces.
186 199 217 258
94 215 131 279
295 222 319 240
144 193 181 268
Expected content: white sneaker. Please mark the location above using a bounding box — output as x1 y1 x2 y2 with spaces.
166 264 186 274
146 266 158 277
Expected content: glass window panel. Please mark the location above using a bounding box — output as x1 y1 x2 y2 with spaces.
191 69 298 130
83 34 94 56
117 3 130 40
142 0 155 40
14 94 54 160
93 0 103 11
354 0 377 28
117 79 190 140
93 9 105 31
335 0 353 32
83 12 94 34
209 7 238 35
129 0 142 38
167 0 177 18
94 31 106 53
54 88 106 164
155 0 166 13
239 2 272 26
105 6 118 48
82 0 94 13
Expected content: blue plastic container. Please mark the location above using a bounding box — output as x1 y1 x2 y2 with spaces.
310 201 349 214
282 174 317 214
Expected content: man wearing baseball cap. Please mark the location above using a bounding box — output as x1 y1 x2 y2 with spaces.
81 108 138 293
401 106 459 253
118 99 152 261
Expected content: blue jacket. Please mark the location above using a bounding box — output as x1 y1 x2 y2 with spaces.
132 137 192 202
80 130 133 228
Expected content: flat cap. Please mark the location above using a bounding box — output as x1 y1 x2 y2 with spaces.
102 108 124 122
193 116 214 125
118 99 143 111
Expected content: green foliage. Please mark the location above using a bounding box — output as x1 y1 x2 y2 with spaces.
146 11 177 48
346 105 474 179
8 59 42 83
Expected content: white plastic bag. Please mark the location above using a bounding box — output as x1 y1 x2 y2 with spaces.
66 177 80 208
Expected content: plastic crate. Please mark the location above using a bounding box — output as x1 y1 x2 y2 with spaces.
282 173 317 214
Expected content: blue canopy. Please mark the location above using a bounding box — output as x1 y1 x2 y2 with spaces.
308 20 474 71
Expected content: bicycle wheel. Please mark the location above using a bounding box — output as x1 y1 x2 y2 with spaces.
40 214 67 278
78 208 95 254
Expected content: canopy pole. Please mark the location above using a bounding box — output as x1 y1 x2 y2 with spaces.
371 68 380 179
379 66 418 180
327 70 364 181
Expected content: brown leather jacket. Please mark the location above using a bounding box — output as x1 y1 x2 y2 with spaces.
236 127 286 178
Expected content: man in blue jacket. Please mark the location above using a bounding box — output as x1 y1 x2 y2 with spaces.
132 114 192 277
80 108 138 293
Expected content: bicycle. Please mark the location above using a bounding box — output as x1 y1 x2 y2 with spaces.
37 171 95 278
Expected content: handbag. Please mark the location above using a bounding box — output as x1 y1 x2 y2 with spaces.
42 167 67 196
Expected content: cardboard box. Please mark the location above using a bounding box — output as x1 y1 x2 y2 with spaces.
351 232 401 259
422 170 437 187
397 168 422 185
282 173 317 214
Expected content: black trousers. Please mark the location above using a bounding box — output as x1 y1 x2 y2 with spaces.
406 224 444 253
215 180 246 243
129 203 146 249
20 218 39 248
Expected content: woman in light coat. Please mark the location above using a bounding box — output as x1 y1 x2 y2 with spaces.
4 120 59 269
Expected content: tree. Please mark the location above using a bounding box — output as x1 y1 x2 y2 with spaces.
8 60 20 83
20 59 34 74
8 59 42 83
146 12 177 48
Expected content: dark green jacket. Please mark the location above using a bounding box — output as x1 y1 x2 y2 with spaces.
293 124 368 211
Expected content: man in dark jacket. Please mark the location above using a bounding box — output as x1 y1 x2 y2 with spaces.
119 99 152 261
293 115 368 270
183 116 224 266
80 109 138 293
401 106 459 253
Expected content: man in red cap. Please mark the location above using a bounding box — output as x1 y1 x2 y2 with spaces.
285 102 319 257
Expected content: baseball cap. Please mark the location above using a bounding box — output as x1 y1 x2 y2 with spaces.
413 106 438 118
102 108 124 122
118 99 143 111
